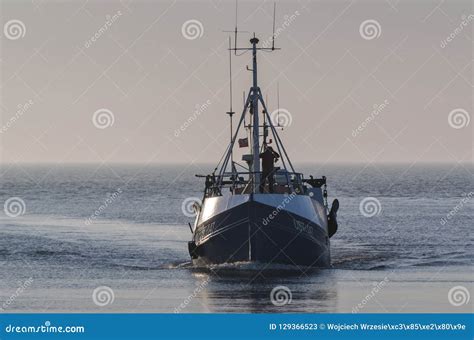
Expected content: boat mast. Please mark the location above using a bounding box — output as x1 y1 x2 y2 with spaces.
250 35 260 192
215 2 299 193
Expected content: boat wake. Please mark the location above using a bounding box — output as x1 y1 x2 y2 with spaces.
186 261 325 278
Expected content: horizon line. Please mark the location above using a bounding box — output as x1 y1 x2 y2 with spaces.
0 161 472 166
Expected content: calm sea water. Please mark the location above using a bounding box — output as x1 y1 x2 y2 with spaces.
0 164 472 313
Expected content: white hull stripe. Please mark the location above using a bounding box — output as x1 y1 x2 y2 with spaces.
197 193 327 230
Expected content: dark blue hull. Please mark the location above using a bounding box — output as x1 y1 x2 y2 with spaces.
189 200 330 268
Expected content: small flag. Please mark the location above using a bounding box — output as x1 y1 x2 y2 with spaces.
238 138 248 148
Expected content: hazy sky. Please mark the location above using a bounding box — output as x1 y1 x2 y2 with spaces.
0 0 472 164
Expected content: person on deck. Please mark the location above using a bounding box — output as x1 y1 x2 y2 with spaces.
259 145 280 193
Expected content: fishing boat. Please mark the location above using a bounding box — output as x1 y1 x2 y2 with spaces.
187 6 339 268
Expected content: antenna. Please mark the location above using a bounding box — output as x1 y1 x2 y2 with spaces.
272 3 276 51
226 37 235 165
223 0 248 55
234 0 238 54
277 82 281 127
227 37 234 114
